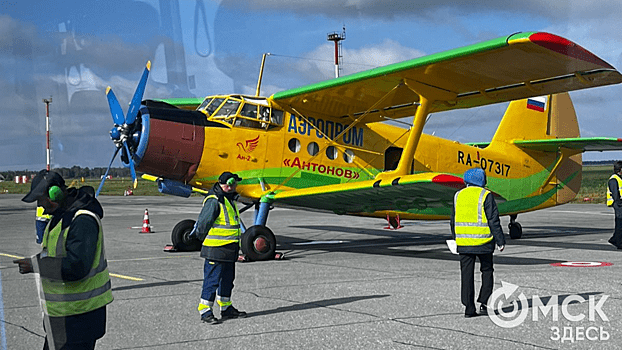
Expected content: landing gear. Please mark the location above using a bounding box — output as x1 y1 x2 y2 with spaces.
508 214 522 239
171 219 202 251
240 225 277 261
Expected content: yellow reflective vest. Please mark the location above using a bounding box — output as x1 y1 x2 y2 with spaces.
36 206 52 222
606 174 622 207
201 195 241 247
454 186 494 247
40 210 113 317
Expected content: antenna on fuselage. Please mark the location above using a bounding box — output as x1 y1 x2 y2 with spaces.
255 52 271 96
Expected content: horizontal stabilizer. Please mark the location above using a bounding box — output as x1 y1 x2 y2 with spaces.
513 137 622 152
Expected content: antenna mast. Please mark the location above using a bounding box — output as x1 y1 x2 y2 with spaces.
327 26 346 78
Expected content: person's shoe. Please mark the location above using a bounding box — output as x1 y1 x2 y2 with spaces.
479 304 488 315
608 238 619 248
464 312 478 318
201 312 220 324
221 306 247 320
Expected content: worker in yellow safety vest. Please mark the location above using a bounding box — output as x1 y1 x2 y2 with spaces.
14 170 113 349
35 205 52 244
451 168 505 318
606 161 622 249
190 171 248 324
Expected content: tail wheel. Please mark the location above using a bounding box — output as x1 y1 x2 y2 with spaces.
172 219 202 251
508 222 522 239
241 225 276 261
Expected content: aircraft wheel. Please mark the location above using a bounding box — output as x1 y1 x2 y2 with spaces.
172 219 202 251
508 222 522 239
241 225 276 261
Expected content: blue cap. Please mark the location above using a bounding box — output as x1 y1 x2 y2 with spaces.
463 168 486 187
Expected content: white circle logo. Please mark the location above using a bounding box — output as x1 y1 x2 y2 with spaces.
487 281 529 328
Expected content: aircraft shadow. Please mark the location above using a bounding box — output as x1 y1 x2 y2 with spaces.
275 225 615 265
246 294 389 318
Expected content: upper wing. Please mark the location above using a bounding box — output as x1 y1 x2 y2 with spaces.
513 137 622 152
270 32 622 122
270 172 466 214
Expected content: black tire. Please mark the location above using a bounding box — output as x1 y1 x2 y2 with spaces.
171 219 202 251
508 222 522 239
241 225 276 261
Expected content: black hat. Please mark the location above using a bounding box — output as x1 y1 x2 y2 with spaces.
218 171 242 185
22 170 66 203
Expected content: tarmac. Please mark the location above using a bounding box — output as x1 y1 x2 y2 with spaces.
1 194 621 349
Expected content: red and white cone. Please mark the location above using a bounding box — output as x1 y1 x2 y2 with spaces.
141 209 152 233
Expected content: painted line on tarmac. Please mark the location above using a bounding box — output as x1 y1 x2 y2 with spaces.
109 273 144 281
0 271 7 350
0 253 24 260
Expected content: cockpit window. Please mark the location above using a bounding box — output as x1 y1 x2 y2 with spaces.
213 99 240 118
203 98 225 116
197 98 213 112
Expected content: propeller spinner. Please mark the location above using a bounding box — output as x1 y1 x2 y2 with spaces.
96 61 151 197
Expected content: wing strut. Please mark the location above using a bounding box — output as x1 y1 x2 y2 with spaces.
376 79 457 181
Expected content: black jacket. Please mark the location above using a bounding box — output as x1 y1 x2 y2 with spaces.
450 186 506 254
37 186 108 345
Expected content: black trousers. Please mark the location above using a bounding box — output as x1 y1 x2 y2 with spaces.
610 206 622 246
459 253 494 315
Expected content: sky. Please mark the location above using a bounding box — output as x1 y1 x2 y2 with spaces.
1 0 622 171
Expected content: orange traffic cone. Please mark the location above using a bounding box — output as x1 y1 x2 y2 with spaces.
141 209 152 233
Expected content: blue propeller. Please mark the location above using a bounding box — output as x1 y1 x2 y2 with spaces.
96 61 151 197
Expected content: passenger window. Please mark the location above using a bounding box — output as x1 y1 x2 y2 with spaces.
344 149 355 163
288 138 301 153
326 146 338 160
308 142 319 156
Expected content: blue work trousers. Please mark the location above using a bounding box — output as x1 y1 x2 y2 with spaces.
201 259 235 301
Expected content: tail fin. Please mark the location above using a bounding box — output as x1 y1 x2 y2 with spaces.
492 92 582 204
492 92 580 142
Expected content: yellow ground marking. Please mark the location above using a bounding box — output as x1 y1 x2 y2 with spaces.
0 253 24 259
2 252 144 281
109 273 144 281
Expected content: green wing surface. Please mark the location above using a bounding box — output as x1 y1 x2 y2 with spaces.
514 137 622 152
271 32 622 122
271 173 466 214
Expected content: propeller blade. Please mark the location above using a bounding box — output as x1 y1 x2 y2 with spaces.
123 141 138 189
106 86 125 125
95 147 121 197
125 61 151 125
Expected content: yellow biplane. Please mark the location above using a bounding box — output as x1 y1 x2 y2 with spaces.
97 32 622 260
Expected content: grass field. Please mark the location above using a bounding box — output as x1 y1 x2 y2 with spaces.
0 166 613 204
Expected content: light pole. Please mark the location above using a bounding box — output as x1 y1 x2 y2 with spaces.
42 97 52 171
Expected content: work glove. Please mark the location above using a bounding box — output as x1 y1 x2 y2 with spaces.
13 258 33 274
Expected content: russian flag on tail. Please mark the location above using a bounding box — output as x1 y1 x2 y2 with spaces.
527 96 547 112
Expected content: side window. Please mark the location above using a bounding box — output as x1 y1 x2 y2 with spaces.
236 103 262 128
343 149 355 163
288 138 301 153
326 146 338 160
307 142 319 156
271 109 284 126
